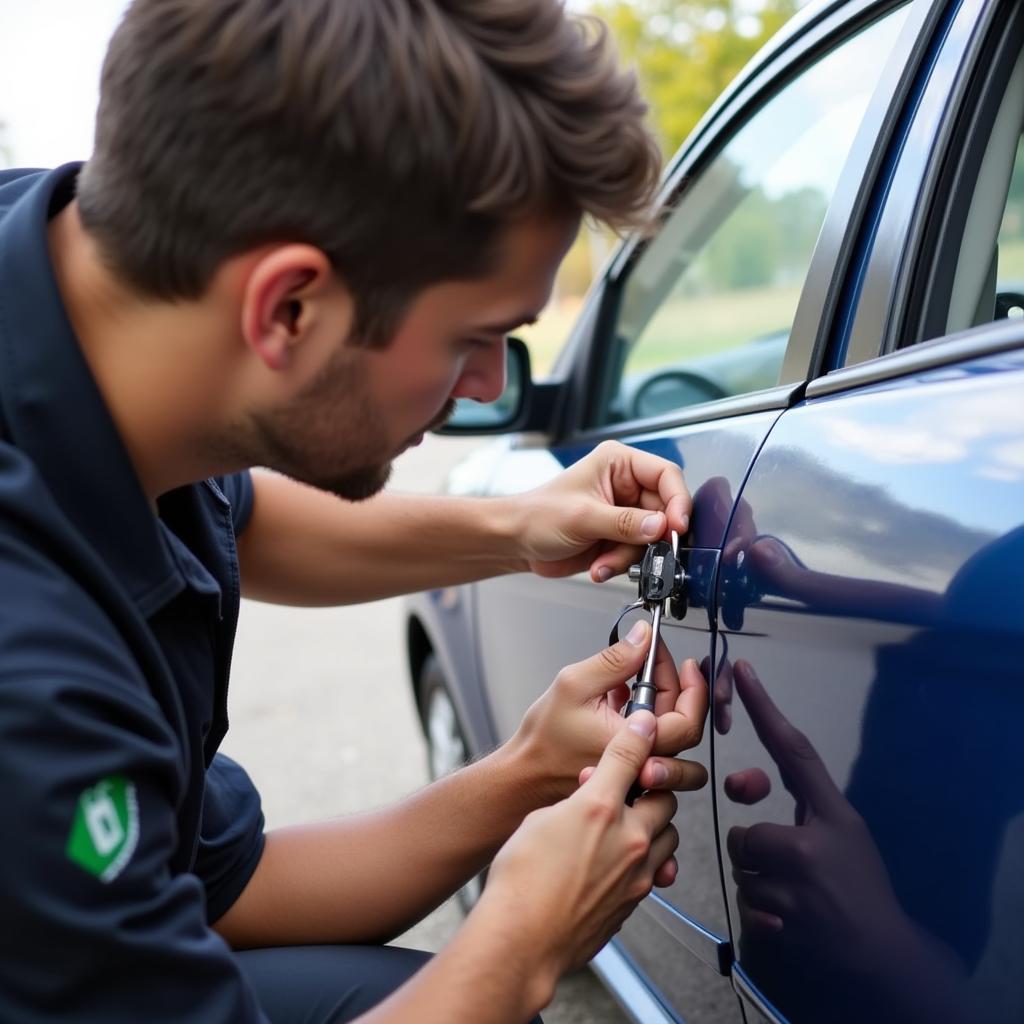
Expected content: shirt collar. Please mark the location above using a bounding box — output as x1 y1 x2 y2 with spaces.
0 163 186 615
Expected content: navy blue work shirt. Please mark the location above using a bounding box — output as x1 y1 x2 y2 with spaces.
0 165 269 1020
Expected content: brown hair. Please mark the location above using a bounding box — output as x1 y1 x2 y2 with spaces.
77 0 661 343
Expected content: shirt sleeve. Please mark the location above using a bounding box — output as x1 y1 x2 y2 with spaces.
0 535 268 1022
216 470 255 536
196 754 266 923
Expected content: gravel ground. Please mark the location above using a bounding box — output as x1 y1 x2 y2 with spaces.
220 434 628 1024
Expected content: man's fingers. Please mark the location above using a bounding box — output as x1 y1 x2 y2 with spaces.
583 710 657 801
646 823 680 884
651 638 682 717
584 754 707 793
558 621 652 702
609 681 631 716
590 540 644 582
638 756 708 792
628 789 677 836
588 488 682 581
652 658 708 756
653 855 678 888
589 504 668 551
598 441 691 537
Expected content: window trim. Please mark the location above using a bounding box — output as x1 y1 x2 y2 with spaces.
899 6 1024 348
785 0 951 378
805 316 1024 399
565 384 800 449
838 0 1005 367
558 0 927 444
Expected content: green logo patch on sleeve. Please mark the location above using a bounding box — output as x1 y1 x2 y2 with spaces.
66 776 139 883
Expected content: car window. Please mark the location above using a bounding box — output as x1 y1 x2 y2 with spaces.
939 46 1024 337
594 7 909 427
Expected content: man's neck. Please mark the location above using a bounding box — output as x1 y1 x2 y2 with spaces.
47 202 246 502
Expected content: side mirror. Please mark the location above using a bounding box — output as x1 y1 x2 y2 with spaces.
437 336 534 435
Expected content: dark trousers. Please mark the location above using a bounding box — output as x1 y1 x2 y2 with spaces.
234 944 543 1024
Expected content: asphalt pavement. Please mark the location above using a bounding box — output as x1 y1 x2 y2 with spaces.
220 434 628 1024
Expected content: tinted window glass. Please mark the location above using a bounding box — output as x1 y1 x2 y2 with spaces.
595 8 908 426
942 46 1024 336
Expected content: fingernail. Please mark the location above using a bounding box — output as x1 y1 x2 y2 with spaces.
679 513 690 534
628 711 656 737
641 513 662 537
651 762 668 785
625 620 649 646
595 566 611 582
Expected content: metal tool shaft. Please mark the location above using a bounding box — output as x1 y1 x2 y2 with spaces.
642 601 662 682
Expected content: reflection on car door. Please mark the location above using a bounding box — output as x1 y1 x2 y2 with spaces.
716 349 1024 1024
716 5 1024 1021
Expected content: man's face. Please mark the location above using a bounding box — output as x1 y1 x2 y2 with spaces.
248 212 578 500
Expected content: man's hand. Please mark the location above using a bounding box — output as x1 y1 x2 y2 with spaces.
474 711 679 1002
508 619 709 806
513 440 690 582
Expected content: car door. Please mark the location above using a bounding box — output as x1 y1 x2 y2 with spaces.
714 2 1024 1021
463 3 917 1019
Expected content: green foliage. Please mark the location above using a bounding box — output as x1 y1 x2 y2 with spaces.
588 0 799 157
526 0 806 350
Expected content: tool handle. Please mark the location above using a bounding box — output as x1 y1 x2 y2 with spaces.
623 681 657 805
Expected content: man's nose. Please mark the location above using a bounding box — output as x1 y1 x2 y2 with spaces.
452 340 507 404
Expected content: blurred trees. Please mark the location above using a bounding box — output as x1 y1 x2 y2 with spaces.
553 0 800 297
590 0 800 156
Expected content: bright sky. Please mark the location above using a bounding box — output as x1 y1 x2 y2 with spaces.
0 1 129 167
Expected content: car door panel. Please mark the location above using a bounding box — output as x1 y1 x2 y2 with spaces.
715 347 1024 1023
614 909 745 1024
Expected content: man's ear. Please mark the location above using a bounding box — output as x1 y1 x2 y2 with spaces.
240 245 343 371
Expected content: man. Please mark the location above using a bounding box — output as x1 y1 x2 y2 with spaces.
0 1 709 1021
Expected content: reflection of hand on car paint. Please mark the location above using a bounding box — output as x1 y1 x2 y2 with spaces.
690 476 749 550
701 654 735 736
745 537 943 624
724 660 968 1023
725 661 900 943
692 470 944 626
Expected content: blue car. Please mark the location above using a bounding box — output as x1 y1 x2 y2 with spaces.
405 0 1024 1020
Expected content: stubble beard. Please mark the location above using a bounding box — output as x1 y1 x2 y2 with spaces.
240 356 456 503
